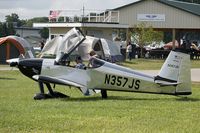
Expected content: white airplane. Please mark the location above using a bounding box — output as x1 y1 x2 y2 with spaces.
7 28 192 100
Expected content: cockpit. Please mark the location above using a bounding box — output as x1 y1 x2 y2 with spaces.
89 57 105 68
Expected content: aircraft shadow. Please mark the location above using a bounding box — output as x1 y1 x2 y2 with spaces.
176 97 200 102
0 77 16 80
60 96 161 102
60 96 200 102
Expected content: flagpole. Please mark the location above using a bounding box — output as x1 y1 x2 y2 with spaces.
82 4 85 23
82 3 85 32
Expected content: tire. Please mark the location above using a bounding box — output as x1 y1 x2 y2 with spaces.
101 90 107 99
33 93 52 100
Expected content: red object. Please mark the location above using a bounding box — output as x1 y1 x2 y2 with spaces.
0 37 25 60
49 10 61 20
164 40 179 50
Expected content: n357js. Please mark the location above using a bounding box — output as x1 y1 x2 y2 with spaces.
7 28 192 100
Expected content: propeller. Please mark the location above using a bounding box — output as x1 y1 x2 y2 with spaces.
6 53 25 67
6 58 19 67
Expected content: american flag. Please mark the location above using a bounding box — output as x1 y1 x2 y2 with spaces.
49 10 61 20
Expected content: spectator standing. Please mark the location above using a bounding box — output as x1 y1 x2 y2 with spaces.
126 42 132 61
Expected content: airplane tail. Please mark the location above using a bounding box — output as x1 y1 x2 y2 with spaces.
155 50 191 95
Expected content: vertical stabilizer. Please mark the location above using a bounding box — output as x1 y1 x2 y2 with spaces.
155 50 191 95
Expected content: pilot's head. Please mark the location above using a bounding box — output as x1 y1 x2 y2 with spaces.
89 50 96 56
75 56 82 63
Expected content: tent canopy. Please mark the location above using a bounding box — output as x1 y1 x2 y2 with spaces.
41 29 123 62
0 36 35 59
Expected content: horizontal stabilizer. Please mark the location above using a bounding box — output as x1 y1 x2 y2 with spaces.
155 80 181 86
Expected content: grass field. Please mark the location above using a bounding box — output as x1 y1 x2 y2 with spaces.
122 58 200 70
1 58 200 70
0 59 200 133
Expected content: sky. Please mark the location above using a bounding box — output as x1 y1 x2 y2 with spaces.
0 0 139 22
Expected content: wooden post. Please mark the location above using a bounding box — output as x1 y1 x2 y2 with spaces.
172 28 176 50
126 28 130 45
6 42 10 60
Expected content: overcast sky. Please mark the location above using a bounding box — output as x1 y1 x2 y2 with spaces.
0 0 139 22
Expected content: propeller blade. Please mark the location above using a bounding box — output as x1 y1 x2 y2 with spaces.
6 58 19 67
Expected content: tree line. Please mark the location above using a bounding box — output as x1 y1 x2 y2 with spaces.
0 13 49 39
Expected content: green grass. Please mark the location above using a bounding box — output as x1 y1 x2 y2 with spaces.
1 58 200 70
0 70 200 133
121 59 200 70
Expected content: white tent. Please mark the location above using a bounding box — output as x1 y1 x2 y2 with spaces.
40 28 123 62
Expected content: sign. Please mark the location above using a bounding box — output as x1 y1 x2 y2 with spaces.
137 14 165 22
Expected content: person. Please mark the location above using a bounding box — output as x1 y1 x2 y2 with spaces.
75 56 86 69
87 50 107 98
40 41 45 50
126 42 132 61
87 50 99 68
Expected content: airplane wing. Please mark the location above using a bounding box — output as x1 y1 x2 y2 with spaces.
33 75 84 88
32 75 99 95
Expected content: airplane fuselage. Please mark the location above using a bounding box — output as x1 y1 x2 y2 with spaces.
37 58 178 95
16 50 191 97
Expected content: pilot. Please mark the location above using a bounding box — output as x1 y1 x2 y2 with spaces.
75 56 86 69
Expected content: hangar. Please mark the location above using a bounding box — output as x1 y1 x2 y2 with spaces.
33 0 200 44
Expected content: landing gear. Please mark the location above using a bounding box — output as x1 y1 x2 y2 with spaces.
34 82 69 100
101 90 107 99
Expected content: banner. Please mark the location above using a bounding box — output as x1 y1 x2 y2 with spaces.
137 14 165 22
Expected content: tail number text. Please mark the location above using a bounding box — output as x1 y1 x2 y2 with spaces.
104 74 140 89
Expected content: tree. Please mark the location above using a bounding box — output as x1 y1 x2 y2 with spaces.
0 22 16 37
25 17 49 27
0 13 21 36
130 22 163 57
5 13 21 27
6 22 16 35
39 27 49 39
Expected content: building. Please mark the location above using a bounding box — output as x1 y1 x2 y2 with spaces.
115 0 200 43
33 0 200 44
15 27 41 38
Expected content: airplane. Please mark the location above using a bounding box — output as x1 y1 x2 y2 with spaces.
7 28 192 100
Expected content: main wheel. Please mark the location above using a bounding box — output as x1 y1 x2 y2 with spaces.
33 93 53 100
101 90 107 99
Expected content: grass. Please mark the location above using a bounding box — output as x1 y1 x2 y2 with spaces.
121 59 200 70
0 59 200 133
1 58 200 70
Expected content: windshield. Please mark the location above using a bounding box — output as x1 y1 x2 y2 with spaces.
90 57 105 68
